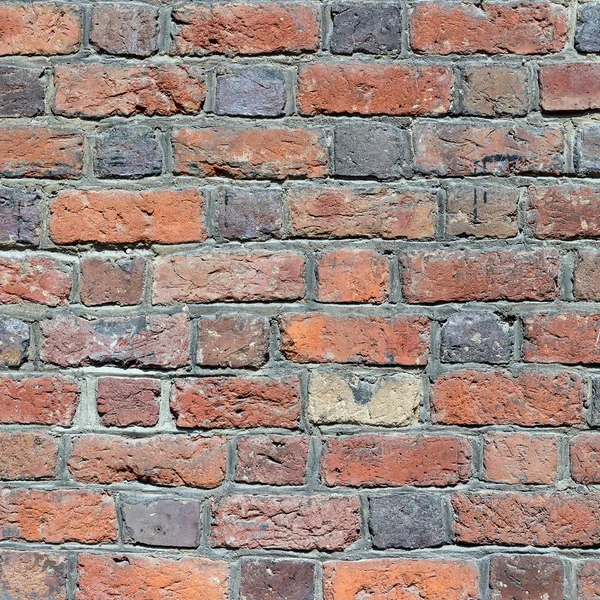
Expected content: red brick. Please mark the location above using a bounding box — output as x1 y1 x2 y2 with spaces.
50 189 206 245
77 554 228 600
321 434 471 487
39 313 190 368
171 377 301 429
0 489 116 544
540 63 600 112
235 435 309 485
80 256 145 306
528 185 600 239
410 1 568 55
172 127 328 179
490 555 563 600
452 491 600 547
280 313 430 365
211 495 360 550
0 3 81 56
69 434 227 488
579 561 600 600
0 550 67 600
153 250 304 303
413 122 564 176
0 256 72 306
574 249 600 301
197 314 270 368
97 377 161 427
484 433 559 484
0 432 58 481
323 559 479 600
54 63 204 117
171 2 319 56
298 63 453 116
316 249 389 303
570 434 600 484
431 370 585 426
288 186 437 239
402 249 559 303
0 375 79 425
523 312 600 364
0 126 83 178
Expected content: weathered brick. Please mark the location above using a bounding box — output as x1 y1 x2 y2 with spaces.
316 249 389 303
484 433 559 484
0 489 116 544
323 559 479 600
197 315 270 368
490 555 563 600
0 375 79 425
69 434 227 488
334 122 406 179
241 559 314 600
321 434 471 487
76 554 228 600
171 2 320 55
54 63 204 118
0 3 81 56
40 313 190 368
0 317 29 366
452 491 600 547
579 561 600 600
571 433 600 484
523 312 600 364
288 186 437 239
211 495 360 550
80 256 145 307
90 3 159 56
576 124 600 175
432 370 585 426
446 183 520 239
121 496 201 548
591 378 600 427
235 435 309 485
413 121 564 176
0 126 83 178
402 249 559 303
308 372 423 426
0 432 58 481
461 65 529 116
576 4 600 53
298 63 453 116
541 63 600 112
172 127 328 179
171 377 301 429
97 377 161 427
50 189 206 245
94 126 162 179
410 1 568 55
573 249 600 301
330 3 401 54
0 66 44 117
153 250 304 303
369 494 449 549
280 313 430 365
0 551 67 600
0 188 41 247
216 67 286 116
440 312 512 364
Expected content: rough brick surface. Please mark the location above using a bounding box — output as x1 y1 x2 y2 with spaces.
0 432 58 481
490 555 563 600
240 559 314 600
80 256 145 306
0 188 41 246
0 317 29 367
0 66 45 117
97 377 161 427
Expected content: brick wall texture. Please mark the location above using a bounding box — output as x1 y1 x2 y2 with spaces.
2 0 600 598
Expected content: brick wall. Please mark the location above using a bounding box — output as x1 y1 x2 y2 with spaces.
0 1 599 598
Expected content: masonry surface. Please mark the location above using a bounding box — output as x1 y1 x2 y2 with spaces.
1 0 600 598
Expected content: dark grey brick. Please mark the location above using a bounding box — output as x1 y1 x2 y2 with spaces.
0 188 41 247
0 317 29 367
490 555 563 600
369 494 448 549
216 187 283 240
0 66 45 118
576 4 600 53
590 379 600 426
216 68 286 117
240 559 314 600
121 497 201 548
330 3 402 54
441 312 512 364
576 124 600 175
94 126 162 179
334 122 405 179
